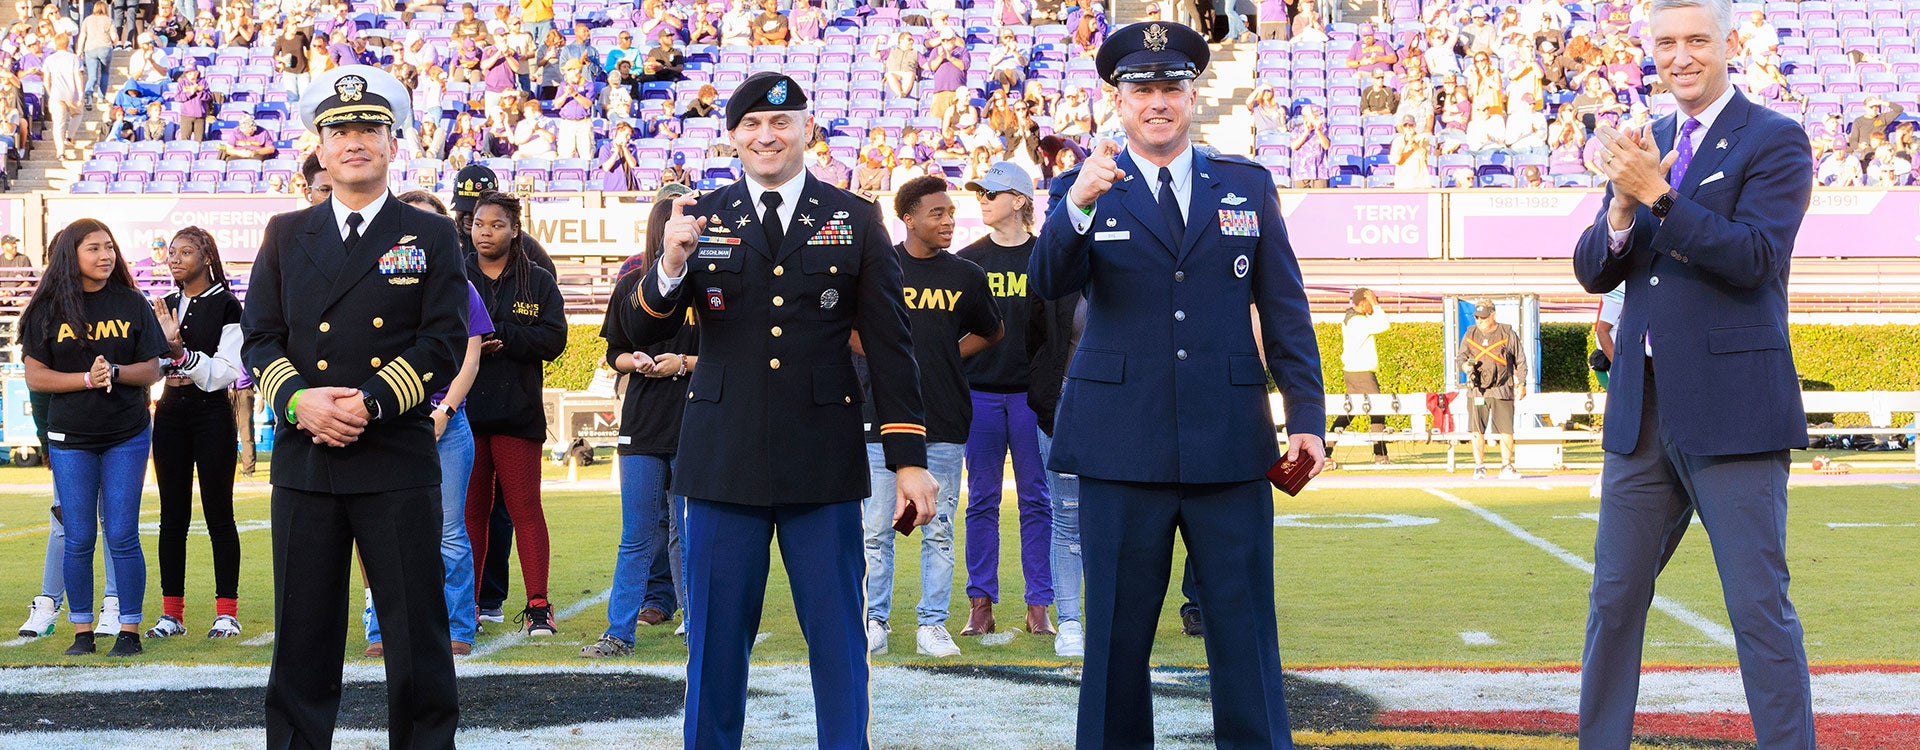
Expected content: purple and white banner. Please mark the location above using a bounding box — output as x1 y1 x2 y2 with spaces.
1279 191 1443 259
1450 189 1920 259
45 196 303 265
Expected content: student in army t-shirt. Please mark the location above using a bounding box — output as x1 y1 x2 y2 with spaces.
859 176 1003 659
21 219 170 657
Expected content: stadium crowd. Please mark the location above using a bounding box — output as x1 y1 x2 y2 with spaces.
0 0 1900 192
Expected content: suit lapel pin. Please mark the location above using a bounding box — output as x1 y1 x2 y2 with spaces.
1200 173 1210 180
808 197 820 205
731 199 743 208
736 215 752 228
1716 139 1727 149
1106 218 1116 227
799 214 815 226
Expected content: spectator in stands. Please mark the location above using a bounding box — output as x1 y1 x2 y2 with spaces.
989 29 1027 94
1460 6 1496 53
399 30 438 71
126 32 166 82
1055 85 1094 137
1506 92 1547 150
1737 9 1777 61
856 125 893 192
1361 70 1397 117
1518 165 1547 188
1391 115 1432 188
273 22 309 99
448 34 484 85
658 151 690 187
1290 104 1329 188
481 34 520 114
635 0 682 41
1816 142 1861 186
688 1 720 45
1348 24 1396 73
602 72 635 118
509 99 555 158
451 2 485 41
1867 145 1909 187
1399 73 1434 128
170 67 209 142
42 30 79 158
533 27 565 89
218 113 275 161
1245 85 1285 133
680 83 718 119
554 63 596 159
597 121 642 191
331 33 378 67
1504 48 1543 109
809 139 851 189
1548 116 1585 175
791 0 824 45
642 30 684 82
0 95 25 161
137 100 166 141
77 2 110 108
751 0 787 46
882 31 920 99
1569 73 1624 133
306 31 336 78
0 235 30 269
719 1 752 46
149 0 186 46
927 29 968 125
1850 97 1904 153
1070 0 1106 54
603 29 638 72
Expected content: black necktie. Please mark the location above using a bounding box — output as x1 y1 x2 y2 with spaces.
1157 166 1184 248
344 212 365 254
760 191 784 250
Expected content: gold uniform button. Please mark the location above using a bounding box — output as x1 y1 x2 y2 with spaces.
829 265 839 274
771 326 783 337
773 265 785 276
844 396 852 404
708 263 717 272
687 391 694 399
769 358 781 369
372 317 384 328
370 357 382 368
316 360 328 371
319 322 330 332
773 296 785 307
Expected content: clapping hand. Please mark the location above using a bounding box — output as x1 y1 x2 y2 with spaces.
1596 123 1676 225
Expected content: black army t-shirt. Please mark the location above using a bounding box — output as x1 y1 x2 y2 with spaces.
22 285 170 450
955 235 1036 393
862 245 999 445
602 269 700 457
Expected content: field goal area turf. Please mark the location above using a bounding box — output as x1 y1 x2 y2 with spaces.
0 463 1915 749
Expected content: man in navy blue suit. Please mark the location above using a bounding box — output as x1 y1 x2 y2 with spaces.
1030 21 1326 749
1575 0 1815 746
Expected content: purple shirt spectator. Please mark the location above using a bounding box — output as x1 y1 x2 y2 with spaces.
428 282 497 408
557 81 594 120
172 78 212 118
599 140 641 191
927 40 966 93
224 125 273 151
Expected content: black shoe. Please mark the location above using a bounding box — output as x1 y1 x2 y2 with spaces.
1180 606 1204 637
516 602 557 636
65 631 96 655
107 631 142 656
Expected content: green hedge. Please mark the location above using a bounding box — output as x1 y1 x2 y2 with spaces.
1310 322 1595 394
543 324 607 392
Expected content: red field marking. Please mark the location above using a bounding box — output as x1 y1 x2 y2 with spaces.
1378 710 1920 749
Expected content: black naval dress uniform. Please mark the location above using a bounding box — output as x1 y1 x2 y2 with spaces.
621 75 927 750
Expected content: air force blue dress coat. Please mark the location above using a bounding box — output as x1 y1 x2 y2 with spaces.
1030 148 1325 483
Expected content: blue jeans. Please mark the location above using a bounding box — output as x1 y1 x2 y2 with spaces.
607 453 685 643
1039 430 1083 623
861 442 962 626
370 409 479 645
51 428 151 626
41 490 120 603
640 489 686 618
82 49 111 101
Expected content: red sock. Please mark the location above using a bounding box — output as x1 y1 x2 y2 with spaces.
215 597 238 619
529 596 549 609
163 596 185 621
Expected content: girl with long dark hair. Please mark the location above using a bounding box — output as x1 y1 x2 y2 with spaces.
144 226 247 640
21 218 169 656
583 191 700 657
461 191 568 635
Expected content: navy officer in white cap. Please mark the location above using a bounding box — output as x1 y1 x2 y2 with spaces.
242 64 469 750
1030 21 1327 749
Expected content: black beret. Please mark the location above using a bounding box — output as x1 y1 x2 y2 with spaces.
1096 22 1211 86
452 164 498 213
725 72 809 130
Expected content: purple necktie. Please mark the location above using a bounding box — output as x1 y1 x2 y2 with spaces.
1671 117 1702 185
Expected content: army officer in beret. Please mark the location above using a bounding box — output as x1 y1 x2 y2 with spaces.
620 71 938 750
1030 22 1327 749
242 65 469 750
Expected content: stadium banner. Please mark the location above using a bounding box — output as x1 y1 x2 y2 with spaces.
523 201 650 256
44 196 303 264
1279 191 1442 259
1450 189 1920 259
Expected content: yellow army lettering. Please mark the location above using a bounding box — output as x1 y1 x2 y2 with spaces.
902 287 965 311
511 301 541 317
56 319 134 342
986 271 1028 299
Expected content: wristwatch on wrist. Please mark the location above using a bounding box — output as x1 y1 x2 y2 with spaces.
433 401 455 416
361 391 382 421
1650 189 1679 220
108 364 120 384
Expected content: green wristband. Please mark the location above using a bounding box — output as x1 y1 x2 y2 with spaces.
287 389 302 426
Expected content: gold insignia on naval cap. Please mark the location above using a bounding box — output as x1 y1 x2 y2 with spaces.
1145 23 1169 51
336 74 367 102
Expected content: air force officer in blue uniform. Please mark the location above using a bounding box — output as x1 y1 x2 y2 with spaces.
1029 22 1327 749
1575 0 1815 746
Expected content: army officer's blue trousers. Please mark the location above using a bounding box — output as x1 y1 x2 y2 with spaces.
1078 477 1293 750
682 497 868 750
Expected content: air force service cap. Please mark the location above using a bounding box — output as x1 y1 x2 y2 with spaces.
1096 21 1210 86
725 72 809 130
300 65 414 136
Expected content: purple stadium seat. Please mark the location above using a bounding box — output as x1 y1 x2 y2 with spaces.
108 182 143 194
146 180 181 194
71 181 107 194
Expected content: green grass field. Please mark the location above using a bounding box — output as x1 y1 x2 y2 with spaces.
2 456 1914 670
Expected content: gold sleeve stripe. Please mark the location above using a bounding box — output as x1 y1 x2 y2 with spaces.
260 359 299 403
879 423 927 436
637 289 673 319
377 357 426 412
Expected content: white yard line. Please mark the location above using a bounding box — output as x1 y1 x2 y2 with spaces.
1422 488 1737 649
468 586 613 659
239 631 275 647
1459 631 1500 646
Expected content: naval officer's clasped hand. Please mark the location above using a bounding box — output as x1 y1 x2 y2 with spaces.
296 386 367 448
657 194 709 280
893 465 938 528
1067 138 1126 212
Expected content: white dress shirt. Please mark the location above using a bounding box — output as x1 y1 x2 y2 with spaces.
1068 144 1195 235
331 191 391 241
660 169 809 294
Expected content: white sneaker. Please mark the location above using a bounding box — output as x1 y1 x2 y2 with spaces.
18 595 58 637
915 624 961 657
1499 465 1521 480
674 620 687 637
1589 477 1603 499
95 596 120 636
866 618 889 655
208 615 242 638
145 615 187 638
1472 466 1487 480
1055 619 1085 658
